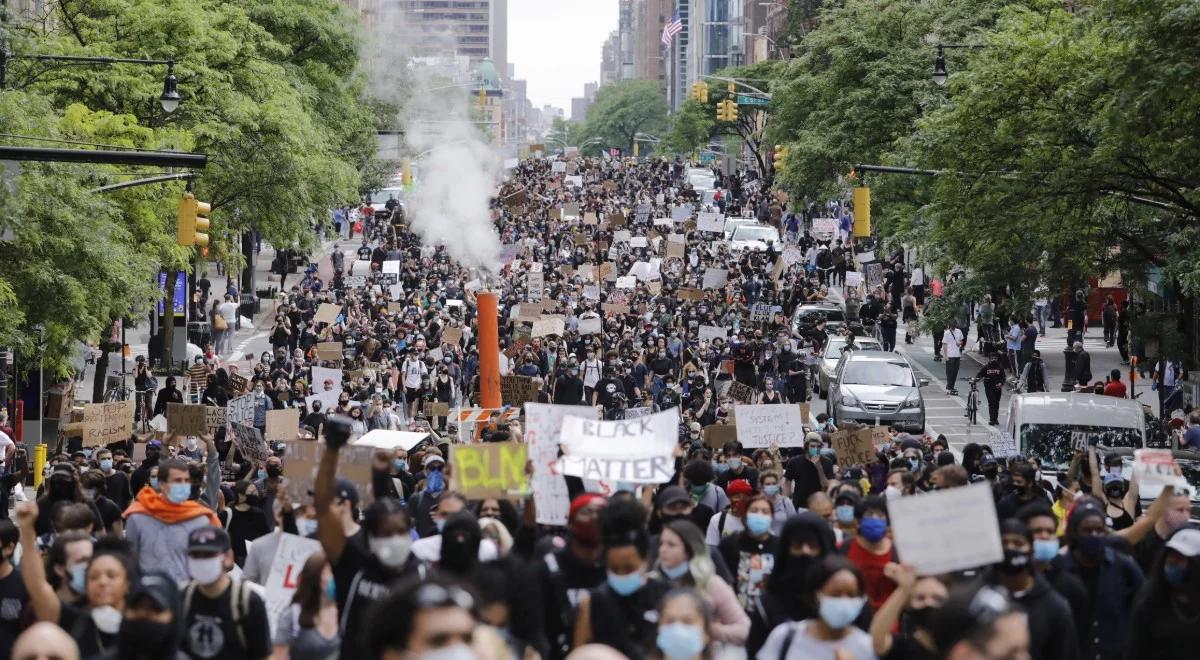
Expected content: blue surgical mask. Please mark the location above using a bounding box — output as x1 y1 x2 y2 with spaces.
763 484 780 497
835 505 855 524
99 459 113 472
167 482 192 504
818 595 865 629
150 477 159 489
746 512 772 536
257 468 266 481
1164 563 1189 586
712 461 730 474
661 560 690 579
908 458 920 471
435 518 446 533
808 447 820 458
725 458 741 471
70 563 87 593
1032 538 1059 563
301 519 319 536
859 517 888 542
606 570 644 596
324 577 337 601
656 622 705 660
393 459 408 472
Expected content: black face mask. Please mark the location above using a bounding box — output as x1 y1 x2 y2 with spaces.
1000 548 1032 574
118 618 178 658
266 465 283 478
49 480 74 499
902 606 935 634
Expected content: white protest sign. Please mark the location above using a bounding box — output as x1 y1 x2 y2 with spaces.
310 367 343 390
628 261 659 282
352 430 430 452
630 236 648 248
565 175 583 188
911 268 925 286
887 482 1004 575
1133 449 1189 497
263 533 322 638
844 271 864 288
702 268 728 290
613 230 632 243
698 325 728 343
527 269 544 300
782 245 805 268
343 275 366 289
616 276 637 289
734 404 806 448
531 317 565 338
304 389 342 414
583 285 601 300
697 212 724 233
855 250 876 264
578 317 603 335
552 161 567 173
227 394 256 428
653 217 674 227
812 217 838 237
350 260 372 276
382 260 401 275
558 408 679 484
526 404 597 526
987 428 1018 457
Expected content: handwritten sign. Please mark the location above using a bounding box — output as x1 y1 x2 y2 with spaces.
450 441 530 499
987 428 1018 457
263 534 323 638
265 408 300 442
526 404 596 526
314 303 342 325
81 401 134 447
697 211 724 233
1133 449 1189 495
531 316 565 338
727 381 755 404
232 423 271 463
845 271 863 288
734 404 806 448
677 288 705 302
501 375 540 406
887 482 1003 575
315 342 343 361
832 427 876 466
699 325 728 343
167 403 208 437
205 406 227 434
579 317 603 335
558 408 679 484
227 394 256 428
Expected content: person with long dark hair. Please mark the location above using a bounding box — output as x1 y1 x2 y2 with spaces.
273 551 341 660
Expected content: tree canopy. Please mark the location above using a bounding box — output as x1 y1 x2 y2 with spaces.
583 79 670 154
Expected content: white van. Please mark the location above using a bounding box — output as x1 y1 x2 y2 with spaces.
1002 393 1146 469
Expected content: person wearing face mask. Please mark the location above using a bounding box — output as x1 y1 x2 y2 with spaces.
996 465 1051 520
251 455 284 532
114 572 186 660
249 381 275 433
747 512 837 655
224 481 271 568
535 493 609 660
573 498 672 660
705 478 752 550
758 556 876 660
843 495 898 614
153 376 184 418
1127 527 1200 658
0 520 27 658
35 464 95 536
784 433 834 511
715 442 757 491
243 497 303 586
317 427 420 660
1131 486 1193 574
130 440 162 495
868 562 948 660
122 458 221 583
366 576 480 660
681 459 729 527
988 519 1079 660
1055 500 1144 660
718 494 779 612
831 490 862 542
80 469 124 535
97 449 133 511
179 527 271 660
272 551 341 660
760 471 796 533
654 589 720 660
18 506 137 660
653 520 749 646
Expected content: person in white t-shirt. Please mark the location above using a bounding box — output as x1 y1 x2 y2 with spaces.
401 353 428 419
943 320 966 394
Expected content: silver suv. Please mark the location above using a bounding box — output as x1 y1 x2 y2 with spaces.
828 350 927 432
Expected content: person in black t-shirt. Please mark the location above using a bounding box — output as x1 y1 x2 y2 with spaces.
0 520 28 660
180 527 271 660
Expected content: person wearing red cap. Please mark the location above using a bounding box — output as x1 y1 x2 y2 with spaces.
705 479 753 550
535 493 609 660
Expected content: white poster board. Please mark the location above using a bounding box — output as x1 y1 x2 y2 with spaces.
352 430 430 451
987 428 1018 457
263 534 322 638
525 404 597 526
557 408 679 484
615 276 637 289
698 325 728 343
887 482 1004 575
304 389 342 414
1133 449 1189 497
697 212 724 233
310 367 343 390
578 317 603 335
812 217 838 238
702 268 728 290
734 403 806 447
671 205 692 222
227 394 256 429
844 271 864 288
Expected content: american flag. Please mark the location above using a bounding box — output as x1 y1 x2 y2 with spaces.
661 12 683 47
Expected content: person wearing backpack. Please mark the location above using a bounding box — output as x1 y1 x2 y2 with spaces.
1019 350 1050 393
180 527 271 660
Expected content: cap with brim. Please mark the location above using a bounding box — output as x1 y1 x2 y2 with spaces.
657 486 691 509
1165 528 1200 558
423 454 446 468
333 476 360 508
128 572 181 612
188 526 231 553
147 440 163 448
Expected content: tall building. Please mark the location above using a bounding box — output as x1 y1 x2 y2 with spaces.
742 0 788 64
633 0 672 93
665 0 693 110
618 0 636 80
600 31 621 85
367 0 508 70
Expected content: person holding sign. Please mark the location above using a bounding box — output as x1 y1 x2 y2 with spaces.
842 495 898 613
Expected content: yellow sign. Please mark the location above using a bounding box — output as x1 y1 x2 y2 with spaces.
450 441 530 499
852 186 871 238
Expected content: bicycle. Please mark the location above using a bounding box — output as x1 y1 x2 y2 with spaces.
964 377 980 426
102 370 154 432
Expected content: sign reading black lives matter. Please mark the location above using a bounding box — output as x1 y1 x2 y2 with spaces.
557 408 678 484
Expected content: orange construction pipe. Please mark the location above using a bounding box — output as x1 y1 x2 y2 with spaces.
477 291 502 408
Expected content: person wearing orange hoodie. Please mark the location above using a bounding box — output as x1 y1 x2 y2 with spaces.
123 457 220 583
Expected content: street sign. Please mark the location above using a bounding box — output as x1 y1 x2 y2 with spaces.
737 95 769 106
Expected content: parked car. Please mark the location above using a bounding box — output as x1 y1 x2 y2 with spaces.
723 217 757 239
791 302 846 336
828 350 927 432
1000 393 1146 470
729 224 782 252
817 335 884 398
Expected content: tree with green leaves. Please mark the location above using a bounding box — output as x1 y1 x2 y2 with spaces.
583 79 669 154
662 99 714 156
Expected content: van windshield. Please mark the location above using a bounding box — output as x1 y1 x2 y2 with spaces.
1020 423 1143 469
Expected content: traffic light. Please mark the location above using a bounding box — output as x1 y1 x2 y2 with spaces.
177 192 211 247
690 82 708 103
715 99 726 121
773 144 788 171
726 98 738 122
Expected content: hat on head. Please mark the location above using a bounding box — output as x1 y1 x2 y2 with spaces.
805 431 823 444
1165 528 1200 558
834 490 861 507
726 479 753 496
657 486 691 510
146 439 162 448
128 572 181 612
423 454 446 468
188 526 231 553
569 493 607 521
333 476 360 507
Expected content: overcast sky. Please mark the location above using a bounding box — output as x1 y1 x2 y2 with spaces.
509 0 619 110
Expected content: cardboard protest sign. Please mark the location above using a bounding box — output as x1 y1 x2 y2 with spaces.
578 317 603 335
602 302 630 315
677 287 705 302
888 482 1003 575
855 250 876 264
727 381 755 404
81 401 134 447
630 236 648 248
231 423 271 463
450 441 530 499
607 212 626 226
702 268 728 290
264 534 322 638
562 202 580 218
734 404 806 448
166 403 208 437
702 424 738 449
205 406 227 434
531 316 565 338
501 375 540 406
831 427 876 466
697 212 724 233
667 241 685 258
699 325 728 343
314 303 342 325
423 401 451 417
582 211 598 225
782 245 805 268
558 408 679 484
281 440 374 505
442 327 462 347
526 404 596 525
865 263 884 289
598 262 616 281
315 342 343 361
265 408 300 442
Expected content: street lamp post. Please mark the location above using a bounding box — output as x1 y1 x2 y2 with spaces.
0 51 182 113
931 44 988 86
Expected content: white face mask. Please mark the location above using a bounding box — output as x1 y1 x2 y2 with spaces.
91 605 123 634
188 555 226 585
884 485 903 499
419 644 480 660
368 534 413 568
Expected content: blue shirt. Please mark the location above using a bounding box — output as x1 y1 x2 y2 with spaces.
1184 426 1200 450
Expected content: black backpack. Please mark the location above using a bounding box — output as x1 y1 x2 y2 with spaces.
1027 360 1044 391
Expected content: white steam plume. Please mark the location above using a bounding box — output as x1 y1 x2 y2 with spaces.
360 4 502 273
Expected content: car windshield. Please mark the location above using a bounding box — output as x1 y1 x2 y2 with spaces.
825 339 881 358
370 189 401 205
732 226 777 241
798 308 845 323
842 361 914 387
1019 423 1143 469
